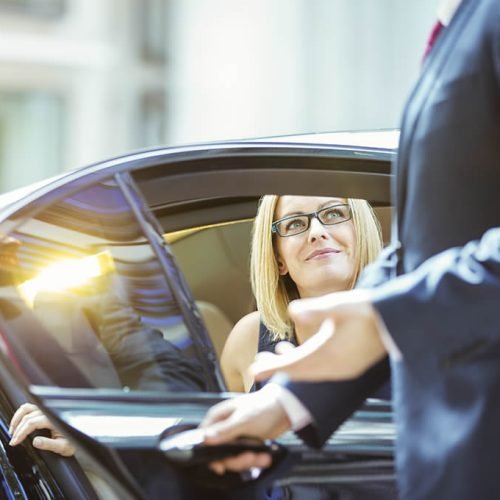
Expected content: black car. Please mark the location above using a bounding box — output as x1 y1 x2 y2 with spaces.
0 130 397 499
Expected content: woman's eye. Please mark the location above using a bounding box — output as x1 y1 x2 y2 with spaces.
285 218 306 231
324 208 343 220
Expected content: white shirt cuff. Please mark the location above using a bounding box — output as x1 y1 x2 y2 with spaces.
262 382 313 431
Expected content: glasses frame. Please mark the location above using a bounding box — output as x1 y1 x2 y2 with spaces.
271 203 352 238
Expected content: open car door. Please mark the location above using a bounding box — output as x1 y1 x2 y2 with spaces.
0 135 397 499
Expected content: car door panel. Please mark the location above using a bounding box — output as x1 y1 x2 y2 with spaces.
0 140 395 498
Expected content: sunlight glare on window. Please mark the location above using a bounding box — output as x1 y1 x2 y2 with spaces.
18 251 115 307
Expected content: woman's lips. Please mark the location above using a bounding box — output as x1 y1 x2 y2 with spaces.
306 248 340 261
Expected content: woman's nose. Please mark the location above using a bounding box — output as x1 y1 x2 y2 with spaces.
307 216 328 240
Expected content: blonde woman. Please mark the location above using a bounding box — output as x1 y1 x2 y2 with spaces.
221 195 382 392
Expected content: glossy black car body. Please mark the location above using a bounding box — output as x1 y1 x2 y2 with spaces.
0 131 397 499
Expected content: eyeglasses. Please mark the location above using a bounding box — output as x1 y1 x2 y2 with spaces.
271 203 352 237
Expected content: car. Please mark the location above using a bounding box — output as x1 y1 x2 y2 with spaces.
0 130 398 498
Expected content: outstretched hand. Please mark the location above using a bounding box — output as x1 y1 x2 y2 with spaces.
251 290 389 383
9 403 75 457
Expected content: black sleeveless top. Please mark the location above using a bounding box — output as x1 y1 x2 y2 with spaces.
257 321 296 353
251 321 297 392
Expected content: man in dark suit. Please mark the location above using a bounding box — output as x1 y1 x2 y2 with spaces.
202 0 500 497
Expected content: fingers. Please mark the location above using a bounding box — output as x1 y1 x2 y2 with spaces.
200 399 236 428
250 350 306 382
9 406 75 457
201 400 272 473
209 452 272 475
289 289 373 325
253 351 278 364
9 410 55 447
9 402 38 435
288 294 338 325
251 320 335 381
32 436 75 457
274 341 295 355
203 414 248 445
200 390 291 475
201 399 248 445
254 342 295 361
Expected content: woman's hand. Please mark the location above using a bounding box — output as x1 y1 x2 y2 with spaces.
9 403 75 457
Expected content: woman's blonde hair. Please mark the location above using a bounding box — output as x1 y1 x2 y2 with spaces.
250 195 383 340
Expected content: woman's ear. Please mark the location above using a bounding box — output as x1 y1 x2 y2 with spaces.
277 257 288 276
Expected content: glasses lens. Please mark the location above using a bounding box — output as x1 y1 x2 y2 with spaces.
276 215 309 236
318 204 351 225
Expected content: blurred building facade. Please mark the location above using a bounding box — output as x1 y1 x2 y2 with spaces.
0 0 436 192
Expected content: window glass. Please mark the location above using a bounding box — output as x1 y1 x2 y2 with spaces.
0 178 216 392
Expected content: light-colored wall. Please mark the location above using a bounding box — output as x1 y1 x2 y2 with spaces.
166 0 309 144
0 0 438 191
0 0 163 191
166 0 437 144
303 0 437 131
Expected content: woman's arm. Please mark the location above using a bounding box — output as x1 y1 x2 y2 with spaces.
220 311 260 392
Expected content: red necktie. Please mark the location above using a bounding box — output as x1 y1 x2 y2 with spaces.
422 20 444 63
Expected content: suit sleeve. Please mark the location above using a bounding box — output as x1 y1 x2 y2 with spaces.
356 242 400 289
281 359 390 448
372 227 500 382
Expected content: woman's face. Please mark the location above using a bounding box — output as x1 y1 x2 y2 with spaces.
274 196 357 298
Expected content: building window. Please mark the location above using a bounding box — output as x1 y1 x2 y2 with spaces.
138 0 167 63
0 0 66 17
136 90 167 149
0 91 65 191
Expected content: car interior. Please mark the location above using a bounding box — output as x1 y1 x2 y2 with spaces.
130 143 394 370
165 202 392 361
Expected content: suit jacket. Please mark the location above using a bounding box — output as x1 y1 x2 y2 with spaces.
285 1 500 498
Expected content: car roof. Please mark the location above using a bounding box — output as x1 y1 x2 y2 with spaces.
0 129 398 218
252 129 399 149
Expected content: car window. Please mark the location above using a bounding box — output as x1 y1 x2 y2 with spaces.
165 204 391 363
0 177 220 393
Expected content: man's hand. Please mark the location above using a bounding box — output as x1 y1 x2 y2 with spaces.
200 388 291 474
9 403 75 457
251 290 389 383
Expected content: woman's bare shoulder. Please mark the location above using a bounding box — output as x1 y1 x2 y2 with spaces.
224 310 260 351
220 311 261 392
